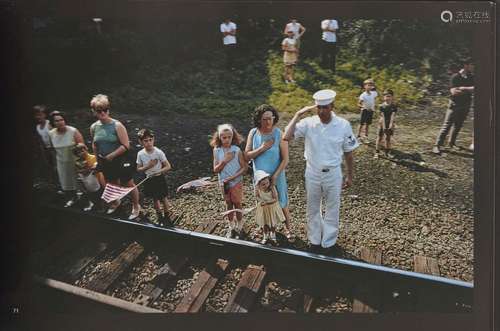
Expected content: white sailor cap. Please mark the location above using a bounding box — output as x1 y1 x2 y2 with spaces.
313 89 337 106
254 170 271 184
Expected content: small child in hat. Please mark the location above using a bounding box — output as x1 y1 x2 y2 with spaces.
375 89 398 158
254 170 285 244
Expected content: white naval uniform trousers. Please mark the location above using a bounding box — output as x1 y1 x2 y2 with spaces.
305 164 342 248
293 112 359 248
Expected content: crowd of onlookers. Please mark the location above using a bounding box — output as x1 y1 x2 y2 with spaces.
33 18 474 253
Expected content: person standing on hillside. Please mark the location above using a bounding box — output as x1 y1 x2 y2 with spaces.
220 18 237 70
284 90 359 255
283 18 306 56
432 58 474 155
320 18 339 73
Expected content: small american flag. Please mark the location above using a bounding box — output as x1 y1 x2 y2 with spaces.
101 183 135 203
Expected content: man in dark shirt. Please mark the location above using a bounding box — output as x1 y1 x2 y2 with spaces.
432 58 474 154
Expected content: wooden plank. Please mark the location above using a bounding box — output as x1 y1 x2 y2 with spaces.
86 242 144 293
303 294 315 313
413 255 444 311
352 247 383 313
34 275 164 313
174 259 229 312
58 242 111 282
414 255 440 275
133 256 188 306
277 289 315 313
135 218 217 307
194 219 219 234
224 265 266 313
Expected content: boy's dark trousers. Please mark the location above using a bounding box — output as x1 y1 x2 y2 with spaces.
224 44 237 68
435 102 471 147
321 41 338 72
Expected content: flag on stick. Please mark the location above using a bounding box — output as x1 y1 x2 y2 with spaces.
176 177 216 193
101 177 150 203
220 206 256 219
101 183 135 203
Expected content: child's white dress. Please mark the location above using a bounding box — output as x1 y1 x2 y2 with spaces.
255 189 285 228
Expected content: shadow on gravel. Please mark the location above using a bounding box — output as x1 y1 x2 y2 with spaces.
384 149 449 178
444 149 474 159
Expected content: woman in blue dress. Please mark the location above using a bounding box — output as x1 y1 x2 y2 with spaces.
245 104 292 239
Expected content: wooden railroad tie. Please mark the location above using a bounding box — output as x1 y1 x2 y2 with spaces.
134 219 219 307
413 255 444 312
224 265 266 313
133 256 189 306
174 259 230 313
352 247 383 313
86 241 144 293
57 241 110 283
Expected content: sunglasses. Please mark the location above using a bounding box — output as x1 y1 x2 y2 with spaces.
317 105 330 109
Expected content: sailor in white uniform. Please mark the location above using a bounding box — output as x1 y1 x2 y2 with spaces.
284 89 359 253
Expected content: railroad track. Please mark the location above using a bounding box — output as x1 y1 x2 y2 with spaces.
31 191 473 313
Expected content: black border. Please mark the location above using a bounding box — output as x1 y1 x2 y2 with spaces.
2 1 496 330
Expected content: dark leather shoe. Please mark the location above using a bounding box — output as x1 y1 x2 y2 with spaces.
307 244 321 254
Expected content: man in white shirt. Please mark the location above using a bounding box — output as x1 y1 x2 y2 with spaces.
283 18 306 53
284 90 359 254
220 18 237 69
320 19 339 73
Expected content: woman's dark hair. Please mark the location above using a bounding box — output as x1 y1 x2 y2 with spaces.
33 104 49 116
253 104 279 128
48 111 67 127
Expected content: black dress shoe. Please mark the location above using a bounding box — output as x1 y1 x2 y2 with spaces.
322 245 341 256
307 244 321 254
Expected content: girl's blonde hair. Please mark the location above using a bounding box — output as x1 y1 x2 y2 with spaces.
209 123 244 148
90 94 110 112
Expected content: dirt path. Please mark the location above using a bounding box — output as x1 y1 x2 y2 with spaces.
38 95 473 282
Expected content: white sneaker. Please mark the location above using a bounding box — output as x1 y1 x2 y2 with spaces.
106 199 121 214
83 201 94 212
64 199 76 208
128 206 142 220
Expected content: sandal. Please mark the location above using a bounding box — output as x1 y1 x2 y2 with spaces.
128 205 142 220
283 228 293 240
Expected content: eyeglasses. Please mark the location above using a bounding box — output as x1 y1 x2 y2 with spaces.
261 116 275 121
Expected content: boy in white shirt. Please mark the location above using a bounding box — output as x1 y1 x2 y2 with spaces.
357 79 378 143
320 19 339 72
136 129 173 226
220 18 237 69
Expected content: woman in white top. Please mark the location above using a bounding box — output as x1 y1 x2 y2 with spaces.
282 30 299 83
283 18 306 52
48 111 84 207
34 105 57 185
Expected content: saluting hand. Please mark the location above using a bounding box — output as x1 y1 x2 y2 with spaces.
297 105 317 116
